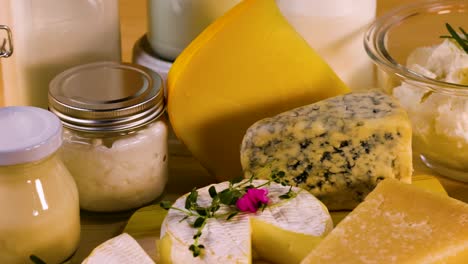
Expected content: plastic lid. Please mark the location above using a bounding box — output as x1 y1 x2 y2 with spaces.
48 61 165 133
0 107 62 166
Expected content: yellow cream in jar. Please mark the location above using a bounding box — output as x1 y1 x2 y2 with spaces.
0 107 80 263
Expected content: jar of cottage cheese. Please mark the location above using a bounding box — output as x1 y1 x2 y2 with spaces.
0 106 80 263
49 62 168 212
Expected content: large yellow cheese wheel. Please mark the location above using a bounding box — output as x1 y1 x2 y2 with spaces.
167 0 350 181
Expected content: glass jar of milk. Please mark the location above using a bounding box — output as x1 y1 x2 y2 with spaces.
147 0 241 61
49 62 168 213
0 0 121 108
276 0 376 91
0 106 80 263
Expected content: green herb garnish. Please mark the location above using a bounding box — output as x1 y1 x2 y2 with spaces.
160 172 296 258
279 186 297 199
29 255 46 264
440 23 468 53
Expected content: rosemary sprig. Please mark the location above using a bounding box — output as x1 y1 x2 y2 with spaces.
440 23 468 53
160 172 295 258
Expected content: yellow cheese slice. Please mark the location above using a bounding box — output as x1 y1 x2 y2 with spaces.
301 178 468 264
329 174 448 226
251 218 324 264
411 174 448 195
167 0 350 181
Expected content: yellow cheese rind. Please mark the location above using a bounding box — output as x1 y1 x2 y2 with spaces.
158 234 173 264
167 0 350 181
301 179 468 264
411 174 447 195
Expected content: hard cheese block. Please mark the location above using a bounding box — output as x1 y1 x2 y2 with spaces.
167 0 350 181
330 174 448 226
159 180 333 264
301 179 468 264
241 90 412 210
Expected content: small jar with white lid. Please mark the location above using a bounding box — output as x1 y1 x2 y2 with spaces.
0 106 80 263
49 61 168 212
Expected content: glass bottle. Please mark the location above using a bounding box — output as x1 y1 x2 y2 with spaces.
0 106 80 263
277 0 377 91
0 0 121 108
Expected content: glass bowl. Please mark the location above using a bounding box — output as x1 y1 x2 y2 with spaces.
365 0 468 182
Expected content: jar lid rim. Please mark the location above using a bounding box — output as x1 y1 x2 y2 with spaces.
48 61 166 132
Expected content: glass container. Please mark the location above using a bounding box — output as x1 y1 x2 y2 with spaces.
277 0 376 91
365 0 468 181
0 106 80 263
0 0 121 108
147 0 241 61
49 62 168 212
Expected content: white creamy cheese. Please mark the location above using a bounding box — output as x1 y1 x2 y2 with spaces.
159 180 333 264
406 39 468 84
393 39 468 170
82 233 154 264
61 121 168 212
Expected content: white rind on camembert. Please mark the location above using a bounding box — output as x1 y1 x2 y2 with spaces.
159 180 333 264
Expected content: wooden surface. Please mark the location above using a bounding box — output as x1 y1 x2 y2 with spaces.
1 0 467 262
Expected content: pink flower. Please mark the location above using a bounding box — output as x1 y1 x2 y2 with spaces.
236 188 270 213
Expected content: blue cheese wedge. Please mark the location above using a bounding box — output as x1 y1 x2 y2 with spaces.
159 180 333 264
240 90 412 210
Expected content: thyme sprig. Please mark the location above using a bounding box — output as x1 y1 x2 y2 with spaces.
440 23 468 53
29 255 46 264
160 172 295 258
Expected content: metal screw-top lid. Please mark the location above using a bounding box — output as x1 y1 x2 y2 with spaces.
49 61 165 133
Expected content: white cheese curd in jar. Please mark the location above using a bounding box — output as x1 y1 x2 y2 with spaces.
49 62 168 212
0 106 80 263
61 121 168 212
393 39 468 173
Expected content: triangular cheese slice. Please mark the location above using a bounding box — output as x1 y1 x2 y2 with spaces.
82 233 154 264
301 179 468 263
159 180 333 264
167 0 350 181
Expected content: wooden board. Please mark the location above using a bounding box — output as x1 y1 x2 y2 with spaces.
121 175 450 262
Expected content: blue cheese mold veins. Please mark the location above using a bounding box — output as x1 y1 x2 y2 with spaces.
240 90 413 210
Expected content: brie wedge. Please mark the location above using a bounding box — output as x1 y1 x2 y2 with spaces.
82 233 154 264
159 180 333 264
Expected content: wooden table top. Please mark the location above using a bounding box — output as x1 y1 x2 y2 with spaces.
1 0 467 262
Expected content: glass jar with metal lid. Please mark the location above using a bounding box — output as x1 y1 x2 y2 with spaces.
0 106 80 263
49 61 168 212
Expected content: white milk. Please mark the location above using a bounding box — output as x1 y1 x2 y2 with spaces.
147 0 241 61
0 0 121 108
277 0 376 91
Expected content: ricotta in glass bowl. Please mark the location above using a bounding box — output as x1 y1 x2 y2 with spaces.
365 0 468 181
